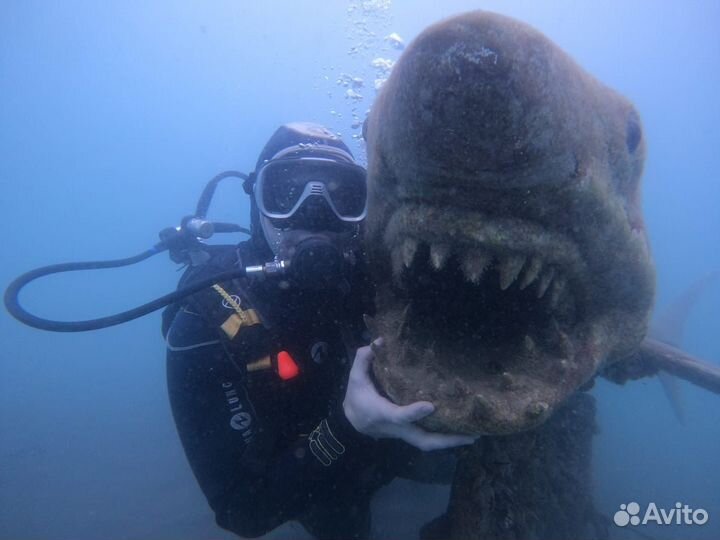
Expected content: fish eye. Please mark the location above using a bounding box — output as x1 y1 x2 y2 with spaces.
626 112 642 154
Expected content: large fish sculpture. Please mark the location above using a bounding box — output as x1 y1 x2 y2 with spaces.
363 10 720 437
362 11 720 538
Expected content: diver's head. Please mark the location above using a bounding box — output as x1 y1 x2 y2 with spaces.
247 122 367 288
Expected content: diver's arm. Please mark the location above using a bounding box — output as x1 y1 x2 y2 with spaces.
215 408 375 537
166 309 376 537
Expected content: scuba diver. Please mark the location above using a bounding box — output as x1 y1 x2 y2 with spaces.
161 122 474 540
3 121 474 539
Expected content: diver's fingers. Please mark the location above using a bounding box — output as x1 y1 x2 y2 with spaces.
394 424 476 451
392 401 435 423
349 339 383 385
348 345 373 384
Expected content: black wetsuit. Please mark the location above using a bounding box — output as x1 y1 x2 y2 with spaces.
163 242 412 539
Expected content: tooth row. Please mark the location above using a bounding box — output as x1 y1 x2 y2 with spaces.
393 238 568 305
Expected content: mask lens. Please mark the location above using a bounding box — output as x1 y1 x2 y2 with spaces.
261 161 307 214
325 164 366 218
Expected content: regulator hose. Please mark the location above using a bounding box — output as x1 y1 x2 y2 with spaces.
3 244 249 332
4 169 259 332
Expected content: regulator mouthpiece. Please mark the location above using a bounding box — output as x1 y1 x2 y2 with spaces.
288 238 346 290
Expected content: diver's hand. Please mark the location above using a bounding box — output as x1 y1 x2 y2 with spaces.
343 338 476 451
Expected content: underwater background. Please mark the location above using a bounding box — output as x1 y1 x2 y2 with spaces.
1 1 718 539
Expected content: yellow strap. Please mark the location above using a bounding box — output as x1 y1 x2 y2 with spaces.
212 284 261 339
246 355 272 372
220 314 242 339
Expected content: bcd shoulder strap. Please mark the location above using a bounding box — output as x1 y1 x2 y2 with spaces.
186 278 263 340
186 277 282 380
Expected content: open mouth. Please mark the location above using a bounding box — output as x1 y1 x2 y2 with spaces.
396 239 578 362
370 204 603 434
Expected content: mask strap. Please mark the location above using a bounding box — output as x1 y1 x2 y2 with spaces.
243 171 256 195
269 144 356 164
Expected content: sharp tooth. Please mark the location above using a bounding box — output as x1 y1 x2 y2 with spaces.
471 394 492 420
549 275 567 309
391 250 404 279
430 243 451 270
519 257 543 290
451 379 468 398
402 238 418 268
525 401 549 419
499 254 526 290
461 249 491 283
559 335 573 358
398 341 416 365
551 318 573 357
396 303 411 339
524 334 537 354
363 314 379 337
536 267 555 298
500 372 514 391
550 316 561 334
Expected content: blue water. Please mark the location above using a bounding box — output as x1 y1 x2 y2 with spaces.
1 1 718 539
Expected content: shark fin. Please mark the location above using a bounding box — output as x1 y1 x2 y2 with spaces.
650 270 719 420
650 270 719 346
603 271 720 403
657 370 685 424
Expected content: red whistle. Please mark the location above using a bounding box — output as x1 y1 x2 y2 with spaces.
276 350 300 380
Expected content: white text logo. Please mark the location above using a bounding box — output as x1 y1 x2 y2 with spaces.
614 502 709 527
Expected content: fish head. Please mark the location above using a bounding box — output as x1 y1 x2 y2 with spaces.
364 11 656 435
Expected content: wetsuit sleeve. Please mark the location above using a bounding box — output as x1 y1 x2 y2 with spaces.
165 307 376 538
